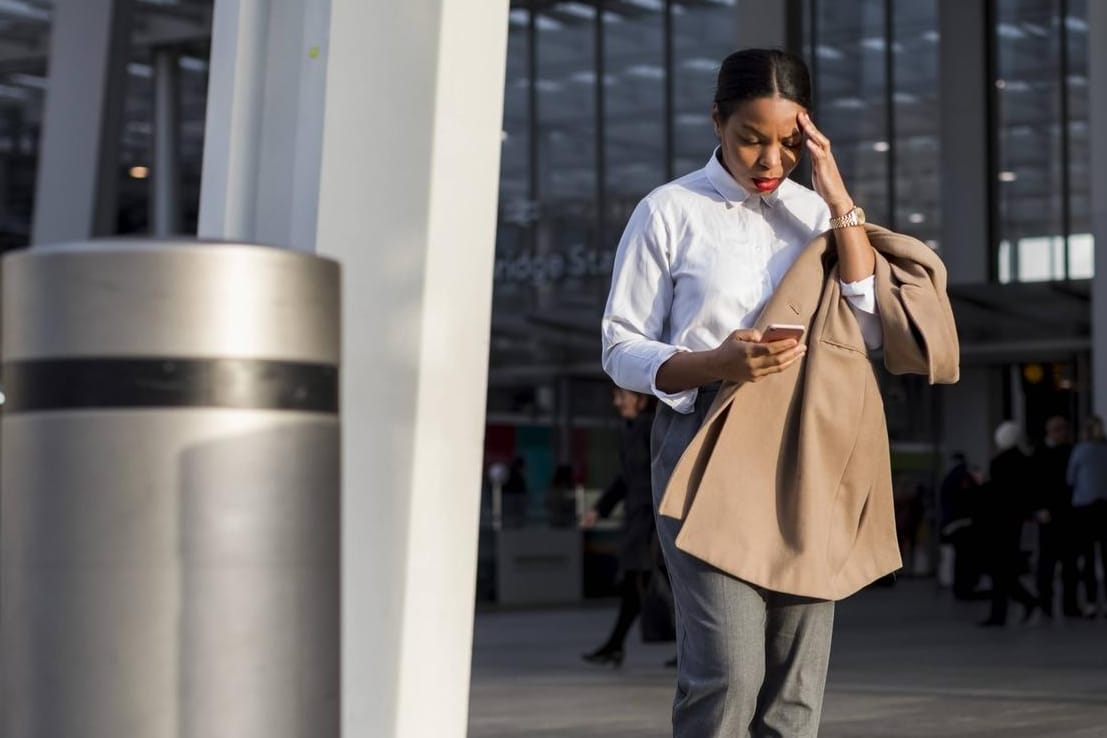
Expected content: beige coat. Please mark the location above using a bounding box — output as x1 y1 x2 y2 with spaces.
657 224 960 600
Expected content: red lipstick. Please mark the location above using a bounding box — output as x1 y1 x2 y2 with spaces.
753 177 781 192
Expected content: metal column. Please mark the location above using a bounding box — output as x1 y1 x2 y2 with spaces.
153 48 182 237
1 241 341 737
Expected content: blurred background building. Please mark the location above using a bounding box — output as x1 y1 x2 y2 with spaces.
0 0 1104 596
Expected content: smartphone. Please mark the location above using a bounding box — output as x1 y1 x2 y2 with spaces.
760 323 806 343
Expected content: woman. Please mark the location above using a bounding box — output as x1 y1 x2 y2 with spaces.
1066 416 1107 618
579 387 663 667
601 49 958 737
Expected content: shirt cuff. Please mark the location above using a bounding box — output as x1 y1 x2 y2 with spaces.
839 274 876 314
840 275 882 349
650 346 698 414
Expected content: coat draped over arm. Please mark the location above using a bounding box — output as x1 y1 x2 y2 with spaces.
657 224 960 600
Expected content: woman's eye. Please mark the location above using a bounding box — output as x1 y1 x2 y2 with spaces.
784 138 803 149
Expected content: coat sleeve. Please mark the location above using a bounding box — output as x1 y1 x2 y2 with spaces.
595 475 628 518
872 238 960 384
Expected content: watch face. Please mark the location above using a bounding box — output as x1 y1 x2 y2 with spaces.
855 207 866 225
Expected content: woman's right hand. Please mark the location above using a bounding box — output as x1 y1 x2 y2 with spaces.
711 329 806 384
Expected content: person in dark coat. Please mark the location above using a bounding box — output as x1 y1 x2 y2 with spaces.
501 456 528 528
939 452 984 600
580 387 660 666
979 421 1039 626
1032 416 1080 617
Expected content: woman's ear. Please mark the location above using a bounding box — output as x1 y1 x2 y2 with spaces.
710 102 722 140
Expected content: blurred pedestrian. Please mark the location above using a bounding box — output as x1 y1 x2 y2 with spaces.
894 472 925 575
501 456 528 529
580 388 666 667
978 421 1039 627
1067 415 1107 618
546 464 578 528
939 452 984 600
1033 416 1079 617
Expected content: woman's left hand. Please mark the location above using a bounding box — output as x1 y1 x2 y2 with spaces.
798 111 854 218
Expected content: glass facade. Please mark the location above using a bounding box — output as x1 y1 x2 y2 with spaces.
801 0 942 450
116 7 213 236
488 0 747 430
0 0 212 249
811 0 891 227
0 1 1098 470
486 0 949 437
994 0 1092 283
671 1 738 176
0 1 52 250
804 0 940 245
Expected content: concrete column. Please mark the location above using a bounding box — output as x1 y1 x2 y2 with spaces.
153 48 181 237
31 0 131 244
938 0 990 284
312 3 509 734
198 0 330 250
201 1 509 733
1091 1 1107 418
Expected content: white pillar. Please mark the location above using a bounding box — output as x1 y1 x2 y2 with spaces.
313 3 508 734
1090 1 1107 418
198 0 330 250
31 0 130 244
153 48 181 237
200 1 509 735
938 0 990 284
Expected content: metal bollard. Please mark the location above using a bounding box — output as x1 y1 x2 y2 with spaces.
1 240 340 738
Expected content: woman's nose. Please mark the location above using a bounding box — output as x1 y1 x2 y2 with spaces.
758 145 781 169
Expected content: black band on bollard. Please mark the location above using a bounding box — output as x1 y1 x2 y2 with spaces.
1 358 338 414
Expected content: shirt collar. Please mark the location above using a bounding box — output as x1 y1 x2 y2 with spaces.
705 147 783 209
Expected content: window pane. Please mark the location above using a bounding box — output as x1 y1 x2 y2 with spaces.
672 0 736 177
500 10 531 215
814 0 889 226
892 0 940 245
491 6 538 351
536 4 597 207
1067 0 1092 276
603 5 664 193
603 3 665 241
995 0 1064 282
0 2 52 250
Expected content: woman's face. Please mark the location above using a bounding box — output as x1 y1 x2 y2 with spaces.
712 95 806 197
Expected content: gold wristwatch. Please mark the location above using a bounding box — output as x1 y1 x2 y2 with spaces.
829 205 865 230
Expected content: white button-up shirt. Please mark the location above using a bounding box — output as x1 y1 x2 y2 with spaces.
602 149 881 414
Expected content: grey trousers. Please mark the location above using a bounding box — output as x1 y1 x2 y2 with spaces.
652 388 835 738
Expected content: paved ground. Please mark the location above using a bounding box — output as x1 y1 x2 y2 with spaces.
469 580 1107 737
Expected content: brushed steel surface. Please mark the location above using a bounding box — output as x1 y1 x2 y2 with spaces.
3 241 340 363
1 242 341 737
1 411 340 738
